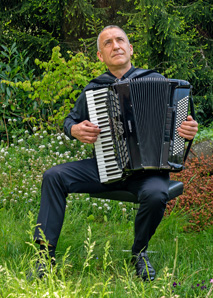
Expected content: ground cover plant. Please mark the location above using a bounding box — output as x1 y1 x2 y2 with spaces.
0 129 212 297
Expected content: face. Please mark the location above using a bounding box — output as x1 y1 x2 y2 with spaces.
97 28 133 72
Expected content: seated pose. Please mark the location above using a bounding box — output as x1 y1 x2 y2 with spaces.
33 25 198 280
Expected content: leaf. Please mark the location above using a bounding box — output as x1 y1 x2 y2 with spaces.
10 104 16 111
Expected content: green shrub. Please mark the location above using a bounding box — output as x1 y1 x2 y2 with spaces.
2 46 106 139
168 154 213 231
194 123 213 143
0 43 35 141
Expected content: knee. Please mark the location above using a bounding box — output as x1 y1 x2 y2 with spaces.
43 166 61 184
138 187 168 208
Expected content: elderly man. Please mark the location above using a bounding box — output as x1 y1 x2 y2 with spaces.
33 25 198 280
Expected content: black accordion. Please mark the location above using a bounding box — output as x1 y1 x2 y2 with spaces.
85 77 194 183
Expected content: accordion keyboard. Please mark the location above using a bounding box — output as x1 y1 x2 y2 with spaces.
85 88 123 183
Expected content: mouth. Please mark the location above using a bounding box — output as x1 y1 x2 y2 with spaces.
112 53 124 58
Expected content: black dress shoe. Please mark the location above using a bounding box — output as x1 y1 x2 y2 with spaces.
132 251 156 281
27 257 56 281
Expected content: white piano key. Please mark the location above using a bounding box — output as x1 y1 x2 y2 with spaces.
86 88 123 183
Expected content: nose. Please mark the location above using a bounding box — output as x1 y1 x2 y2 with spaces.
112 40 120 50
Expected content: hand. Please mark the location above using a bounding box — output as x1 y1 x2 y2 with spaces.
177 115 198 140
71 120 101 144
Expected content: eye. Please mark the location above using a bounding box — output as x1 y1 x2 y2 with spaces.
104 40 112 47
117 37 125 42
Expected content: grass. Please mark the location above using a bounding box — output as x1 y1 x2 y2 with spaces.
0 129 213 297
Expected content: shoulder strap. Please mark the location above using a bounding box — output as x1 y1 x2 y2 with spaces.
84 72 115 91
128 68 160 80
84 68 161 91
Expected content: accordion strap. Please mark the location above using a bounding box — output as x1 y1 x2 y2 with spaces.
85 68 161 91
127 68 160 79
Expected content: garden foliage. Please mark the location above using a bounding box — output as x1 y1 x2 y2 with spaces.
1 0 212 130
122 0 213 126
168 154 213 232
0 43 35 140
1 47 106 138
0 129 212 233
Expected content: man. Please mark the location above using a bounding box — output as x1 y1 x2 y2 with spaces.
33 25 198 280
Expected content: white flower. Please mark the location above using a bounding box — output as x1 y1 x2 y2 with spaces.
33 127 37 131
98 206 102 210
92 203 97 207
25 130 29 134
13 119 17 122
18 139 24 143
39 145 45 149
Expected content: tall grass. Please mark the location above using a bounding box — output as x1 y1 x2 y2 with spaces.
0 129 212 297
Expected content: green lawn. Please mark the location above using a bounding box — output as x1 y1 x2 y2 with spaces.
0 131 212 297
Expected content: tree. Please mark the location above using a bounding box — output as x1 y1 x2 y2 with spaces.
123 0 213 125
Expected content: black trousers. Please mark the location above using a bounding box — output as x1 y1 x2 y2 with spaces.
34 157 169 254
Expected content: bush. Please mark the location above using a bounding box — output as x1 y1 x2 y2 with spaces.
194 123 213 143
2 46 106 140
168 154 213 231
0 43 35 141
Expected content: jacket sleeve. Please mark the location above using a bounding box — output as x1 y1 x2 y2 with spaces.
63 91 89 140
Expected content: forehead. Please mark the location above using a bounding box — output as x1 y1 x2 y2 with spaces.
99 28 128 43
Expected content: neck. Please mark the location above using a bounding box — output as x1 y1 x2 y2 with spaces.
108 64 132 79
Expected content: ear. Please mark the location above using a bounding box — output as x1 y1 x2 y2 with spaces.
130 44 133 56
97 51 104 62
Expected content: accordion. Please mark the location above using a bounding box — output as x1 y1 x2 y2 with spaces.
85 77 194 183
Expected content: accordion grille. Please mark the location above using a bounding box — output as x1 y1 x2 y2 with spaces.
130 78 170 168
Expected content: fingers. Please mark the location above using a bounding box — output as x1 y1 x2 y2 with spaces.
177 115 198 140
81 121 101 143
71 120 101 144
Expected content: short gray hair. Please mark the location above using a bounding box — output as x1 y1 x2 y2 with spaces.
97 25 130 51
